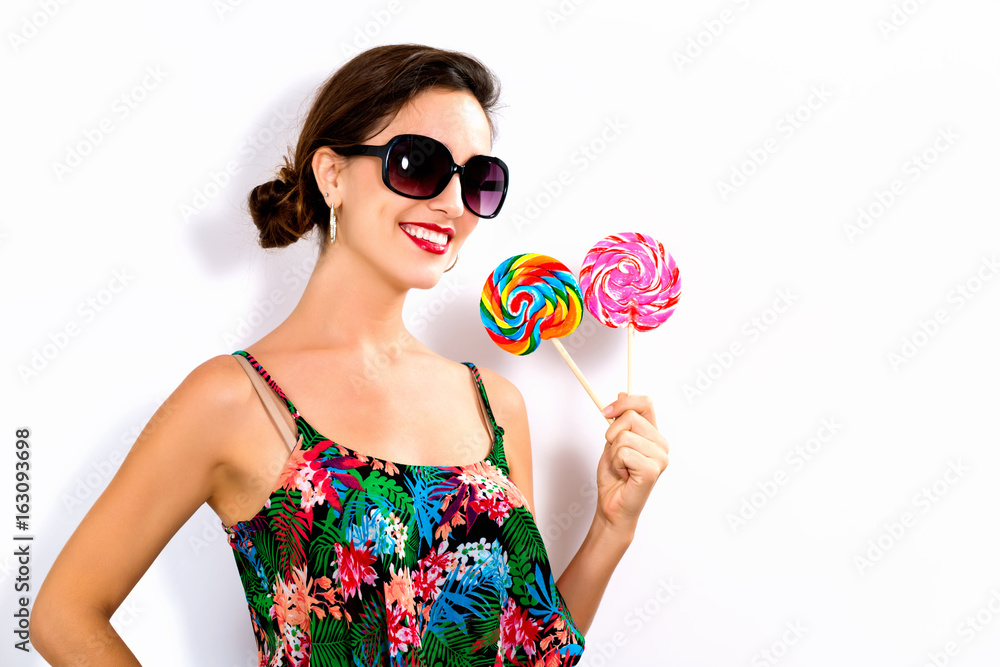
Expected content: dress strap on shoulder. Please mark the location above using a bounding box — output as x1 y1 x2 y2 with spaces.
231 350 301 451
461 362 505 443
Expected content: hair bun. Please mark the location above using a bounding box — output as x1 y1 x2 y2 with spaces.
248 176 305 248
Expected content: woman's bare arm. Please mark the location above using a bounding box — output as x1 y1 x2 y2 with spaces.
482 370 649 637
479 368 627 636
559 393 668 636
551 509 632 636
30 355 248 665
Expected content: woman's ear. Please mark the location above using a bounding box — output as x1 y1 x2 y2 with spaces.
311 147 347 202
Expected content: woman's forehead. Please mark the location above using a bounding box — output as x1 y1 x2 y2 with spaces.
378 89 492 157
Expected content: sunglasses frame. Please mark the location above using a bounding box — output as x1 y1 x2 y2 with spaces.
336 134 510 219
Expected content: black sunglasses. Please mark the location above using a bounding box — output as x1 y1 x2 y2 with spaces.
336 134 509 218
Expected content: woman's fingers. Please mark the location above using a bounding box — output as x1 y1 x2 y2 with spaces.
603 392 656 429
603 394 669 463
609 429 669 479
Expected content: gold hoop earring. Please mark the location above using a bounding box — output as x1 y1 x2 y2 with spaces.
444 253 459 272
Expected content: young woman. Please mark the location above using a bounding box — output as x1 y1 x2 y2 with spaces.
31 44 670 666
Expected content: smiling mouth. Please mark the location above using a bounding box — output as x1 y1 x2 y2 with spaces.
399 223 451 246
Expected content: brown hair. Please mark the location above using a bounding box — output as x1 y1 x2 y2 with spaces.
248 44 503 250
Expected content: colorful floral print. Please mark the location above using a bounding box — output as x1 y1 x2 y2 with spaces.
223 350 585 666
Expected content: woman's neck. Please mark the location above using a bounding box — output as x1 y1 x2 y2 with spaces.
278 244 416 356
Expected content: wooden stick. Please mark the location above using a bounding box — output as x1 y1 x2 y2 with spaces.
550 338 614 425
628 322 634 395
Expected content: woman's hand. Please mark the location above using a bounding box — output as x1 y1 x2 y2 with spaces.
595 392 670 538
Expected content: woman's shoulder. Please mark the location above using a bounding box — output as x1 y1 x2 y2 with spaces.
462 363 528 429
466 363 515 398
176 352 257 409
159 353 264 448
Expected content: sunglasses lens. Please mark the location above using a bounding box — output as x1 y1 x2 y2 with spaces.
463 157 507 217
386 136 452 197
382 135 506 218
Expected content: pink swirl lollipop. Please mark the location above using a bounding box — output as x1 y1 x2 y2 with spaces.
579 232 681 392
579 232 681 332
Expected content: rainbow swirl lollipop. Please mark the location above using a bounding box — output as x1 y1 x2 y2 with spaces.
481 253 583 355
481 253 612 422
579 232 681 332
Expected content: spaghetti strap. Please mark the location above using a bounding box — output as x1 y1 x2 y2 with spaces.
231 350 301 420
233 353 299 452
461 361 505 446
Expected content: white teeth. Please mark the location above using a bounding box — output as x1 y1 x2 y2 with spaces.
401 224 448 246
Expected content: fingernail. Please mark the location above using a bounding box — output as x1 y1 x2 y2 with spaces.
602 404 613 416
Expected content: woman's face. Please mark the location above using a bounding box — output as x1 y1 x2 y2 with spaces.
314 87 495 290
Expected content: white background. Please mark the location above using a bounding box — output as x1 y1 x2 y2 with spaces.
3 0 1000 665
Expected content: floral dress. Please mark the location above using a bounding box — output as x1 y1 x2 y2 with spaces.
222 350 586 666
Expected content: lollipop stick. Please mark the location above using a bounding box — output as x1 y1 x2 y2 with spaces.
550 338 614 425
627 322 634 395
